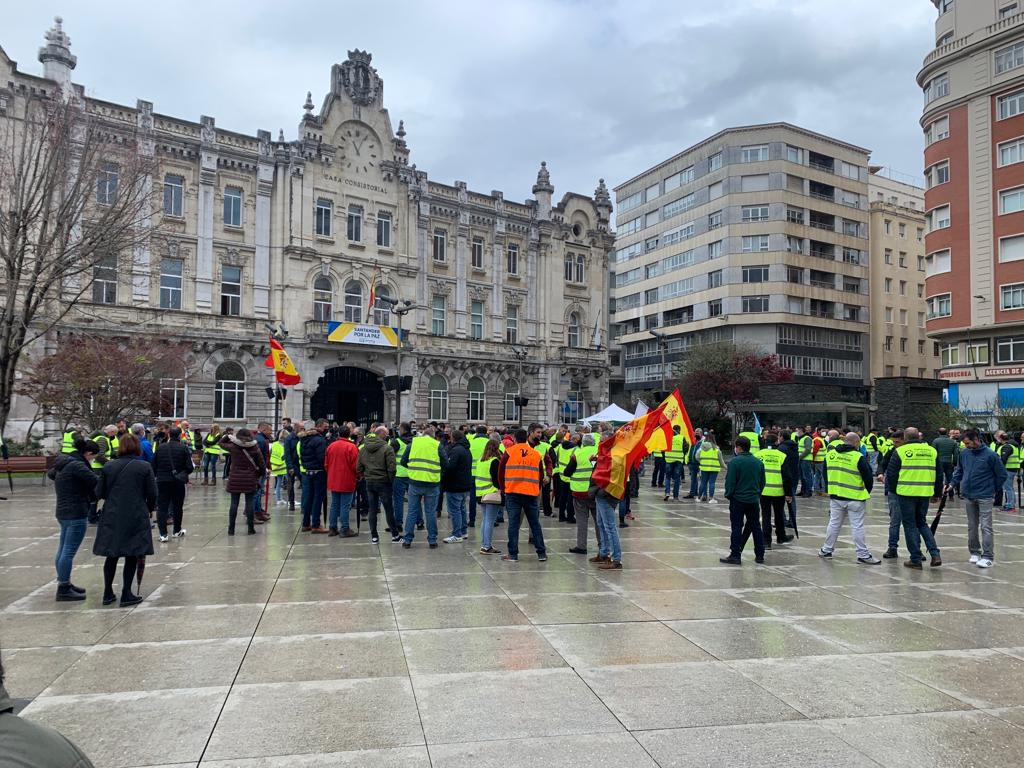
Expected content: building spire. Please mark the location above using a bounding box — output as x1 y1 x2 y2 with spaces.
532 160 554 195
38 16 77 95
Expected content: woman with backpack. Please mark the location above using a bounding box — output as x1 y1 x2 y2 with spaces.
220 428 267 535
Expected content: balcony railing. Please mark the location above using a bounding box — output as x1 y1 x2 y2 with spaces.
305 320 330 338
809 248 834 260
809 160 834 173
809 278 835 289
809 190 834 202
808 220 835 231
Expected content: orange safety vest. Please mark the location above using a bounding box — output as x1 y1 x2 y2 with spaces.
503 443 543 497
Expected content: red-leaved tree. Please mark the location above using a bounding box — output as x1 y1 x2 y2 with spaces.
676 341 793 418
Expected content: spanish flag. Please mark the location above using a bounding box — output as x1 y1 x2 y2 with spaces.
264 336 301 385
592 400 671 499
645 389 696 452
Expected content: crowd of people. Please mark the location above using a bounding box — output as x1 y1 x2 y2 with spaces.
710 423 1016 571
45 416 1023 607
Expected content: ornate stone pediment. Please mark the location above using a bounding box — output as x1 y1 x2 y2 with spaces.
336 50 381 107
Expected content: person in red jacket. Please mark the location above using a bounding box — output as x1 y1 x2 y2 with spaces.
325 425 360 537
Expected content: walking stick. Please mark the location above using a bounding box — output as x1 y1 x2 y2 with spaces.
929 492 947 534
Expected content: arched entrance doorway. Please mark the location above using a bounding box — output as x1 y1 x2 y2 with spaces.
310 366 383 427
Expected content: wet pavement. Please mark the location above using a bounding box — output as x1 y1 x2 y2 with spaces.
4 480 1024 766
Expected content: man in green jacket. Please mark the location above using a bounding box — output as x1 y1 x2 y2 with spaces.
720 435 766 565
1 655 95 766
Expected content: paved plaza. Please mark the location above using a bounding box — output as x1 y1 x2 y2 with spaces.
5 482 1024 766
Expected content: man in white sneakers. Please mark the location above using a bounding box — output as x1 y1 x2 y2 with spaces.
949 428 1006 569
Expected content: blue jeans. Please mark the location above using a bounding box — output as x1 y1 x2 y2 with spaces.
506 493 545 560
202 452 219 481
812 463 824 492
799 461 813 495
886 493 902 551
665 462 683 498
1003 472 1017 510
698 472 718 500
900 495 939 563
480 502 501 549
301 471 327 528
595 494 621 562
329 491 355 531
447 491 468 538
404 482 439 544
274 474 285 502
688 465 701 496
55 518 87 584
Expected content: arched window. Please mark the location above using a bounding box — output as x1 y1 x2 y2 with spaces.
567 312 581 348
504 379 519 422
214 361 246 420
313 276 333 321
467 376 485 421
575 254 586 283
373 285 391 326
428 374 448 421
344 280 363 323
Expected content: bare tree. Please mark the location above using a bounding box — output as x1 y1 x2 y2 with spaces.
19 335 191 433
0 91 155 432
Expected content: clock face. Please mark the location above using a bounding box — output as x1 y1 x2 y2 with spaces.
340 126 378 175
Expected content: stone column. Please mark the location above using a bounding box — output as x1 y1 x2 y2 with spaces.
195 115 218 312
254 130 273 319
132 99 154 305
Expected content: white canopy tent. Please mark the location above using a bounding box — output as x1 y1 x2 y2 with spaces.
580 403 636 425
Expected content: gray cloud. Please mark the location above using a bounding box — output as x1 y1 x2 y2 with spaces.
2 0 936 201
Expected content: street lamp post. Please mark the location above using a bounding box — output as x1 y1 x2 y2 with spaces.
378 297 416 425
511 346 528 424
649 328 667 396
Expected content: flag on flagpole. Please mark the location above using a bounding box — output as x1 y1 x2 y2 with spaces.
592 400 672 499
264 336 301 385
645 389 696 452
367 266 380 319
752 412 762 435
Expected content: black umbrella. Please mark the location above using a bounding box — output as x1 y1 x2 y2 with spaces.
929 492 948 534
787 496 800 539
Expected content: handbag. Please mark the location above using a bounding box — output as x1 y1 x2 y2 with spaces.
481 491 502 504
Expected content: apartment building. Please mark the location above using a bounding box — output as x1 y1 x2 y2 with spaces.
611 123 872 407
919 0 1024 418
868 168 938 380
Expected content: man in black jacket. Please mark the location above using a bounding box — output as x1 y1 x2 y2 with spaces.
299 419 329 531
442 430 473 543
153 427 194 542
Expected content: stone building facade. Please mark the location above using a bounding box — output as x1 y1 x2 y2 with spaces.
1 21 613 438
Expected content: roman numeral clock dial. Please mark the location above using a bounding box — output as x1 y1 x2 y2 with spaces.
341 127 377 174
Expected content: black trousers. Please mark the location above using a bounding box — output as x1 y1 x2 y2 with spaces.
229 491 256 533
730 498 765 559
366 481 398 536
758 495 787 543
157 480 186 536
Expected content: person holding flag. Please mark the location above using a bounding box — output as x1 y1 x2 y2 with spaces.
592 389 695 569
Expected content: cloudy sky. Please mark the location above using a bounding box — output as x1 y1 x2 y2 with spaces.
4 1 937 203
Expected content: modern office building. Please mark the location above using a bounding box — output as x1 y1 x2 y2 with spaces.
1 20 613 439
919 0 1024 417
611 123 873 422
867 167 938 381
